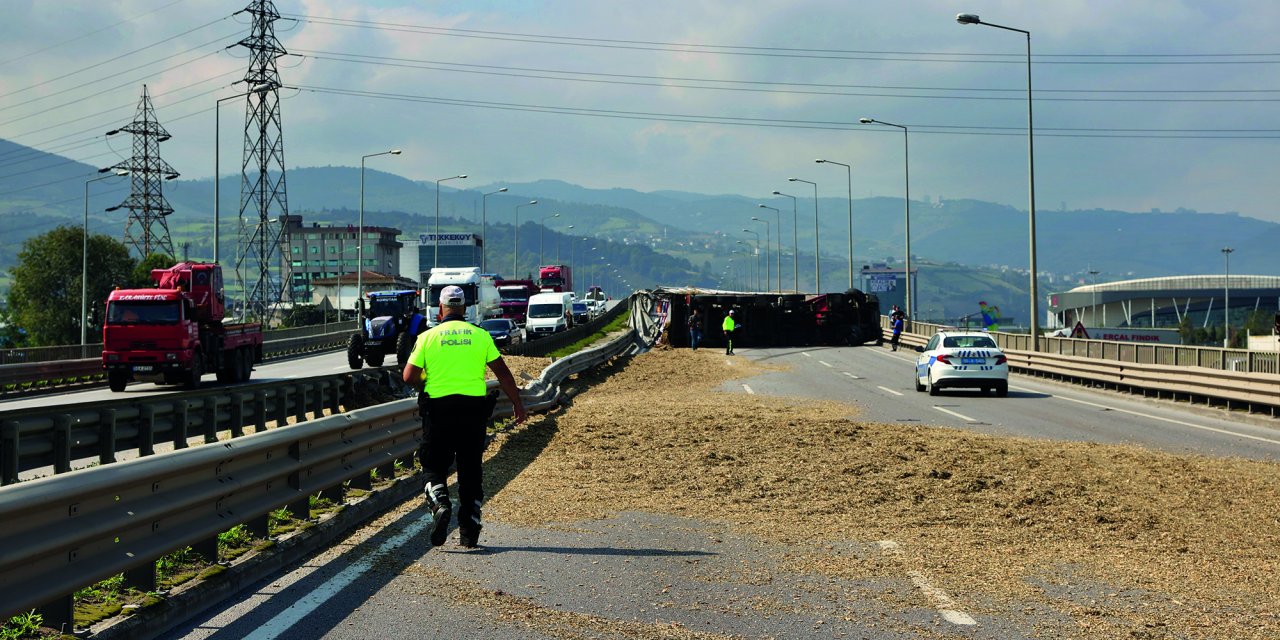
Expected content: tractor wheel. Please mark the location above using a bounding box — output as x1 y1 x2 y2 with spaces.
396 331 415 367
347 334 364 370
365 352 385 368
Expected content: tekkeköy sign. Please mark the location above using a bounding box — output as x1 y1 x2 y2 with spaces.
418 233 478 247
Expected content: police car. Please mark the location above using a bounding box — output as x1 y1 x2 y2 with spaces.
914 330 1009 397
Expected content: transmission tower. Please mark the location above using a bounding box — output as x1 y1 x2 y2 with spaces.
234 0 290 321
109 85 178 260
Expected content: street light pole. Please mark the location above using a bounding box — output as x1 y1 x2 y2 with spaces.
789 178 820 292
513 200 537 276
539 212 560 267
815 159 853 290
213 84 273 264
1088 267 1100 327
561 225 574 264
481 187 507 274
758 204 781 292
958 13 1039 349
739 231 760 290
750 217 771 292
772 191 799 292
1222 247 1234 347
859 117 912 319
359 149 402 301
434 173 467 269
84 169 128 356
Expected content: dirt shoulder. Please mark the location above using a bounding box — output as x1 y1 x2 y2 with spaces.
485 346 1280 638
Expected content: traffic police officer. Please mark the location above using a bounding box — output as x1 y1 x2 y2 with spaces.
402 285 528 548
722 309 737 355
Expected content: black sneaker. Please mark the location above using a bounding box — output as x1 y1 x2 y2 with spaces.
429 504 451 547
459 528 480 548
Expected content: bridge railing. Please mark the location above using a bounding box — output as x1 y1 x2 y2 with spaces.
0 293 654 626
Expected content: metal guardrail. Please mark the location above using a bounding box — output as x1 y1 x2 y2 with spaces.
0 321 357 366
0 294 653 625
0 368 403 485
0 324 359 396
504 298 630 357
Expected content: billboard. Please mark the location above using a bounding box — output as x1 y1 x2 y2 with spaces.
868 274 897 293
417 233 477 246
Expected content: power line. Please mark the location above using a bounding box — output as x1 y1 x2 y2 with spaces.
299 49 1280 103
293 84 1280 139
285 14 1280 65
0 16 232 100
0 0 194 68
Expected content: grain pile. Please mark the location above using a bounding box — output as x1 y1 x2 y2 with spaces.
485 347 1280 638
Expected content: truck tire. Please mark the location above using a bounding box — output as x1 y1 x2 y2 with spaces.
396 331 415 367
108 370 129 392
347 334 364 370
239 346 254 381
185 353 204 390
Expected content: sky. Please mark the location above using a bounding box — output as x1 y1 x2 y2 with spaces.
2 0 1280 222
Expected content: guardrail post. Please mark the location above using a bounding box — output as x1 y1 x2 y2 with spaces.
192 535 219 565
295 383 309 424
312 382 325 420
124 558 157 594
274 388 289 428
246 512 271 539
172 400 189 450
203 397 218 444
230 393 246 438
349 469 372 491
341 375 356 412
253 390 267 433
35 596 74 636
139 404 156 457
319 482 344 505
1 421 18 485
287 441 312 519
98 408 118 466
53 415 72 475
327 379 341 415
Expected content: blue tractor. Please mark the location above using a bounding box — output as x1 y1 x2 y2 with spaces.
348 290 430 369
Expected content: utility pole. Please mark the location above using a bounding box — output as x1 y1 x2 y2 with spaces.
234 0 290 321
107 85 178 260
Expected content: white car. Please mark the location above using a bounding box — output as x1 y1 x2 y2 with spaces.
914 330 1009 397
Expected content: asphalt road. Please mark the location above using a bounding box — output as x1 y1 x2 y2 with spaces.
150 343 1280 639
0 350 368 411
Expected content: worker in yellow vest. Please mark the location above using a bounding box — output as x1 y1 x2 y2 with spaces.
722 309 737 355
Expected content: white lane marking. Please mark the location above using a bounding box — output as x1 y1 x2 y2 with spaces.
933 406 977 422
742 384 755 395
818 360 833 368
801 352 812 358
1012 384 1280 446
877 540 977 626
243 517 432 640
866 347 911 360
877 385 904 397
842 372 861 380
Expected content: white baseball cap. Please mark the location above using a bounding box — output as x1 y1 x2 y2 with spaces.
440 285 466 306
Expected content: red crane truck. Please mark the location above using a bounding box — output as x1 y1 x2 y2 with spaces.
102 262 263 392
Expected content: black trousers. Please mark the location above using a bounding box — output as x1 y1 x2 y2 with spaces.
419 393 492 533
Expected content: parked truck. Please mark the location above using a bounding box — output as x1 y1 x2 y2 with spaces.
495 278 539 325
102 261 263 391
425 267 500 327
537 264 572 293
348 289 430 369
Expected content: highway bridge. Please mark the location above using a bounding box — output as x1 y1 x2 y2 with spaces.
1 294 1278 639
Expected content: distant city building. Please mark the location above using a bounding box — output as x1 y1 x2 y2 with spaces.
406 233 484 280
310 270 419 312
279 215 402 301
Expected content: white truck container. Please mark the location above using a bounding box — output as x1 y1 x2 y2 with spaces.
525 291 574 339
425 267 500 326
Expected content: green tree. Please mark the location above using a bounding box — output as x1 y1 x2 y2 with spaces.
7 226 135 346
131 253 177 287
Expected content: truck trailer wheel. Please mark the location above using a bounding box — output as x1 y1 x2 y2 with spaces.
108 370 129 392
217 350 241 384
347 334 364 370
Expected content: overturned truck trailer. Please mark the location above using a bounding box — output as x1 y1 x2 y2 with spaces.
655 287 882 349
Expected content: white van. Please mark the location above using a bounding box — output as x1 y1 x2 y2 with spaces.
525 291 573 339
